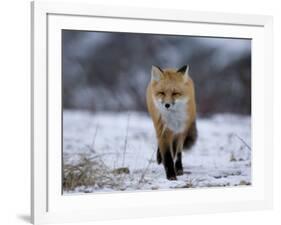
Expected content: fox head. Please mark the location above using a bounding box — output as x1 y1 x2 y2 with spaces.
151 65 192 112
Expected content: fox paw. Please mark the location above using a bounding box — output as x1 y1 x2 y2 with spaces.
167 175 177 180
176 169 183 176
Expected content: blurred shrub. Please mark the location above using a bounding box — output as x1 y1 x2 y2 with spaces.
63 31 251 116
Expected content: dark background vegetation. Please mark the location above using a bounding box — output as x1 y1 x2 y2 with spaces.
62 30 251 116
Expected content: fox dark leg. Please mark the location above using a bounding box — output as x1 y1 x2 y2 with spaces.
163 150 177 180
175 152 183 176
173 135 184 176
159 143 176 180
156 147 162 164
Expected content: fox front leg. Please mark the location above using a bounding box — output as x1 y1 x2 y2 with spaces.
156 147 162 164
175 152 183 176
174 136 184 176
159 142 177 180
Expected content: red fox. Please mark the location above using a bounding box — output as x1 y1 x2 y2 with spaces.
146 65 197 180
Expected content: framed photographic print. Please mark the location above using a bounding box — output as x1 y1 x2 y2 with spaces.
31 1 273 224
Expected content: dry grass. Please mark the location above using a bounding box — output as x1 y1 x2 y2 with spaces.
63 116 135 192
230 133 251 151
63 153 130 192
137 147 157 185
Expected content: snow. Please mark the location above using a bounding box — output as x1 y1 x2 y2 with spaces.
63 110 251 194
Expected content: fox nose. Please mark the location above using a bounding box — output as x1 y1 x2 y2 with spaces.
165 103 170 109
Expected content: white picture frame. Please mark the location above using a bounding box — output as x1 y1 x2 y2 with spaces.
31 1 273 224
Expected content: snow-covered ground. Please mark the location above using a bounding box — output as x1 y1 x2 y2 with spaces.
63 110 251 194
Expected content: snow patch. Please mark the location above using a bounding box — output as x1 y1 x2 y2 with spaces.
63 110 251 194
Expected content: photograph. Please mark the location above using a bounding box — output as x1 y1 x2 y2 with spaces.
62 30 252 194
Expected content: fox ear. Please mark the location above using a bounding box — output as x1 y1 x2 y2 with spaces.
151 65 163 81
177 65 190 81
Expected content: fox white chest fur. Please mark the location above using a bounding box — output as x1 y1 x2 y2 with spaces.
154 97 189 134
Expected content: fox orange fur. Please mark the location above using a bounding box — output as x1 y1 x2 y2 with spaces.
146 65 197 180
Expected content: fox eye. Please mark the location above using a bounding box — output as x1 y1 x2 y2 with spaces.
172 92 181 96
157 92 165 96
